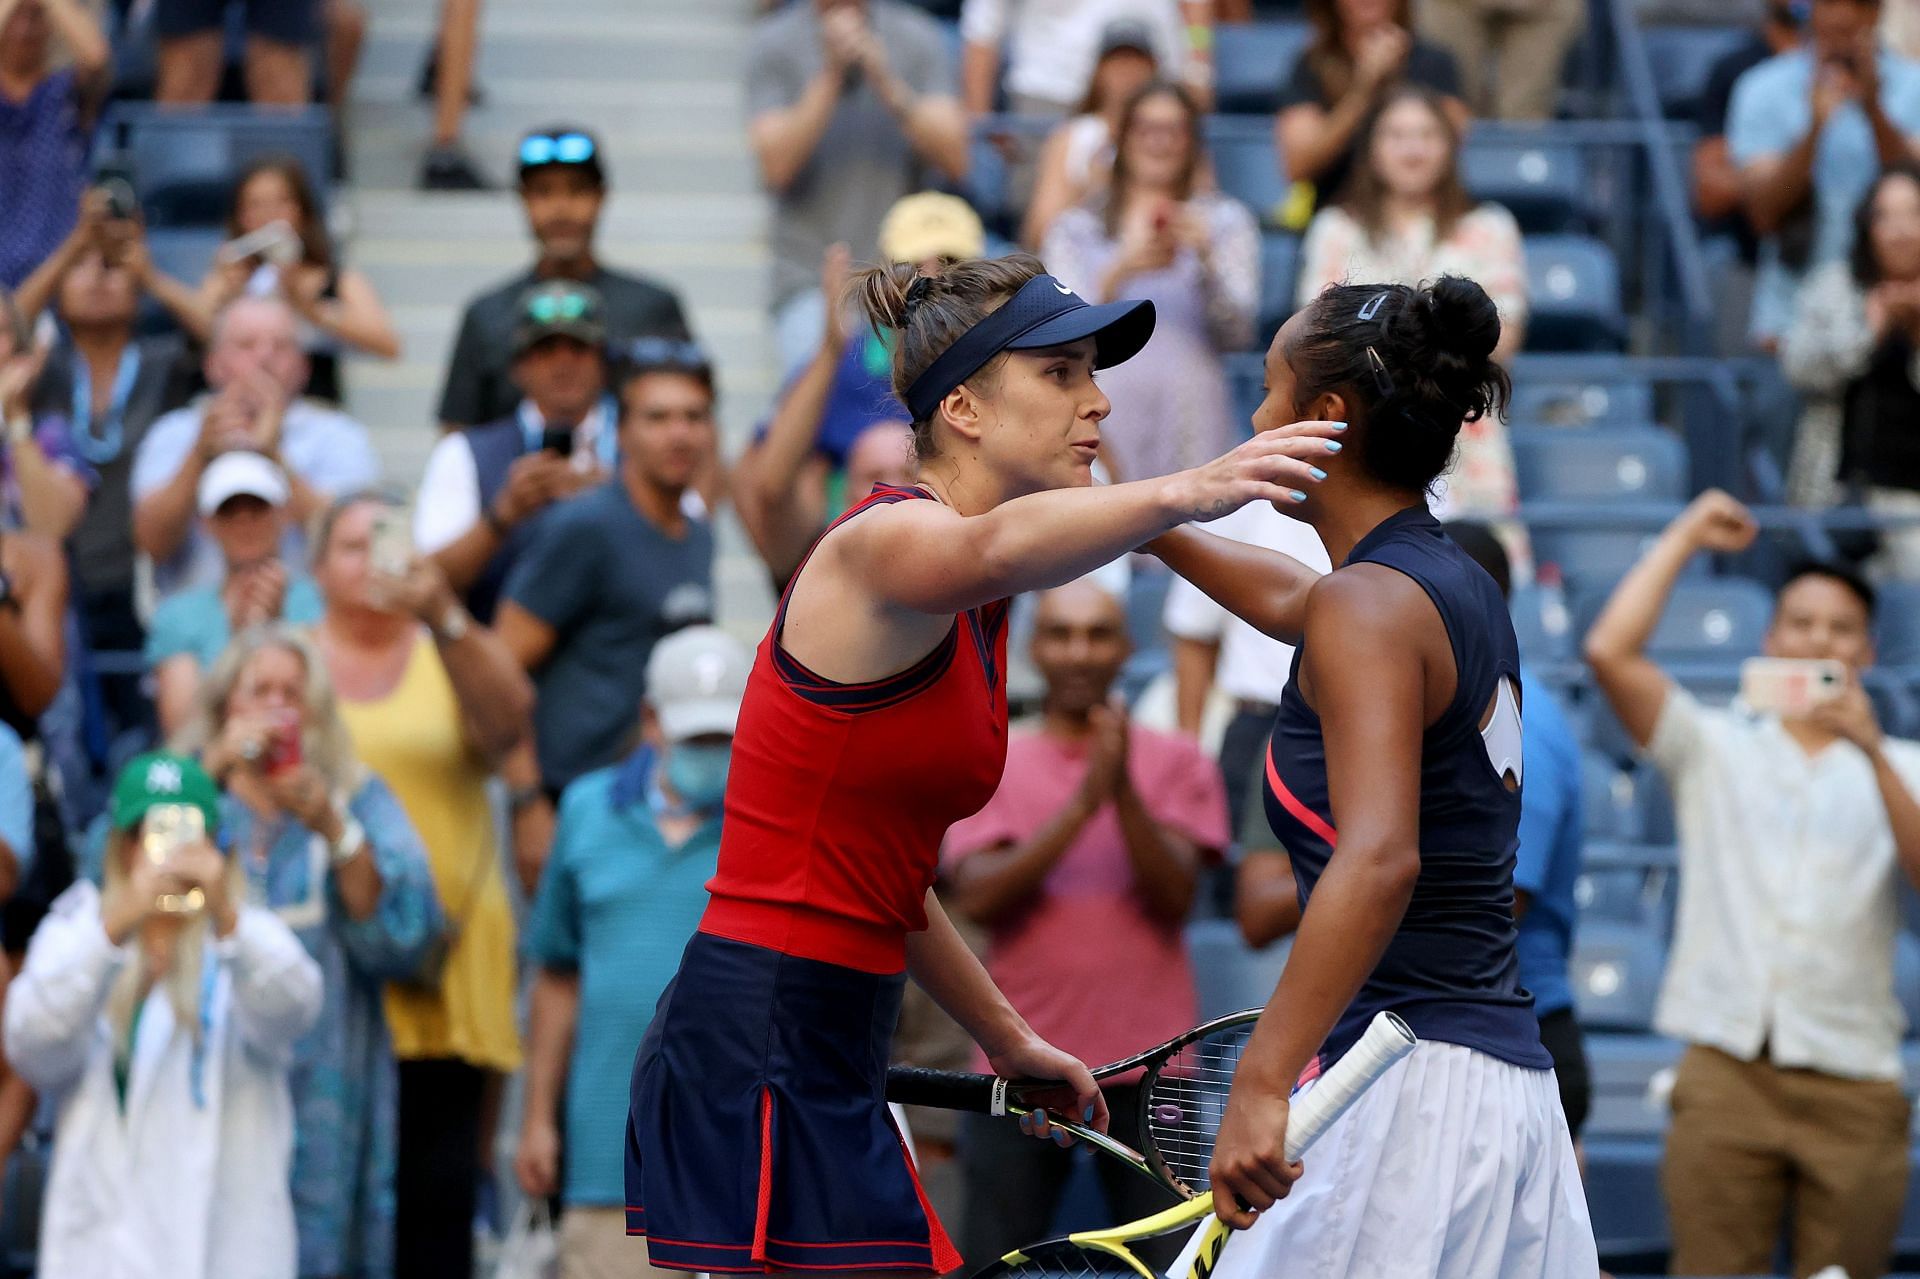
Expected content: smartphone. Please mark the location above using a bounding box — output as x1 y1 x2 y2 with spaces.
1740 657 1847 717
96 175 139 222
216 219 302 269
539 426 576 458
262 711 303 776
141 804 206 915
369 506 413 580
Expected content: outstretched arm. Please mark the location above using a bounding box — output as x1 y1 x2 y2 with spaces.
1147 525 1324 644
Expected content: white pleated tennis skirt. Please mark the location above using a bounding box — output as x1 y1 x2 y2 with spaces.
1179 1040 1599 1279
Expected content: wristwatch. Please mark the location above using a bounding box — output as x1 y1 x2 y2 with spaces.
328 812 368 867
432 603 472 643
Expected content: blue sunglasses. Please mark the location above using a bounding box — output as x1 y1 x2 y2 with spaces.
519 132 597 168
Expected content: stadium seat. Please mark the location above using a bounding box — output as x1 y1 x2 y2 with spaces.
1257 231 1300 340
1506 371 1656 429
1510 424 1689 504
1571 920 1667 1032
1583 1032 1681 1260
1206 116 1289 227
1522 234 1626 352
1898 932 1920 1035
965 131 1015 240
139 227 223 335
1529 520 1698 599
1878 582 1920 668
1642 24 1752 121
1185 918 1289 1020
1508 580 1575 665
100 104 333 227
1583 1033 1682 1142
1867 672 1920 741
1460 137 1589 234
1212 21 1311 115
1224 352 1265 440
1637 577 1773 663
1582 755 1643 842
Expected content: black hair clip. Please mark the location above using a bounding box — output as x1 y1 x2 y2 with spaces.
903 274 936 321
1364 345 1396 399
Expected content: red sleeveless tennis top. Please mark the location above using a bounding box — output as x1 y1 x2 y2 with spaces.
700 486 1011 973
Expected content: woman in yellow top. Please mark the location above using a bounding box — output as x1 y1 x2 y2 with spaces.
309 492 534 1279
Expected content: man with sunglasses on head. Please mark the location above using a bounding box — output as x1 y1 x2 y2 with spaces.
437 124 693 432
415 279 614 625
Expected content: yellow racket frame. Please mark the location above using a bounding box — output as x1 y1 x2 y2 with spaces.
993 1194 1231 1279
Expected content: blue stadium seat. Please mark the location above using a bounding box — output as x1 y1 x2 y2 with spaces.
1583 1033 1682 1141
1867 672 1920 741
965 131 1015 239
1529 518 1699 599
1206 116 1289 227
1506 371 1656 429
1582 755 1643 842
139 227 223 334
1570 919 1667 1032
1878 582 1920 668
1897 932 1920 1035
1643 24 1752 122
1224 352 1265 440
1575 838 1677 934
1523 235 1626 352
1213 21 1311 115
1460 137 1588 234
1508 580 1575 665
1510 425 1689 504
101 104 333 227
1258 231 1299 340
1185 918 1288 1020
1640 578 1773 663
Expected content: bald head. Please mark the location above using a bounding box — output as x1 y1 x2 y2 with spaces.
1031 578 1130 715
206 295 309 399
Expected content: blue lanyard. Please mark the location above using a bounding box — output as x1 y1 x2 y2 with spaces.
516 395 619 470
69 344 142 466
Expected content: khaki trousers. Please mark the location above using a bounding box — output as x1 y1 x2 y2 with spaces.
560 1207 681 1279
1416 0 1587 121
1662 1045 1911 1279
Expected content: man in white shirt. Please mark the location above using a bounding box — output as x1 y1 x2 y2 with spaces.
959 0 1211 118
131 296 379 599
1585 489 1920 1279
414 279 614 623
1162 500 1328 929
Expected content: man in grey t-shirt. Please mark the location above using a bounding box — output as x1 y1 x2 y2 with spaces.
747 0 969 373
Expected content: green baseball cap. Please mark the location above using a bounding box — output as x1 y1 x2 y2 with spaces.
110 752 222 835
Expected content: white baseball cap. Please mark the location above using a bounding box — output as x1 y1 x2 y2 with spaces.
646 625 752 742
197 451 290 516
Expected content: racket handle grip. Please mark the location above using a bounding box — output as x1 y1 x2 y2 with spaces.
1283 1011 1416 1163
884 1067 1010 1116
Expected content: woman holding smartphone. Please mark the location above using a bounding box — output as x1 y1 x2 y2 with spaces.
311 491 535 1279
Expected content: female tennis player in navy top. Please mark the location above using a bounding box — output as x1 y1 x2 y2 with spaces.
1154 278 1598 1276
625 254 1344 1275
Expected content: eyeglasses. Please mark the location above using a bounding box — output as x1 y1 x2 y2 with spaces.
519 132 597 169
626 336 712 374
525 291 595 325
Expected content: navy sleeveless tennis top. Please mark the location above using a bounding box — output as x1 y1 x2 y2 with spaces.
1264 506 1552 1071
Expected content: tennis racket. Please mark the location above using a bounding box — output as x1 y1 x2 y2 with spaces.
886 1009 1259 1196
969 1011 1418 1279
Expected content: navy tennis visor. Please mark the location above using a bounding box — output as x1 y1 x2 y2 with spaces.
902 274 1156 422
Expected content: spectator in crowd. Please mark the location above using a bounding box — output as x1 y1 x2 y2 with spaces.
146 453 323 738
1295 85 1526 522
1413 0 1583 121
1275 0 1463 225
1730 0 1920 345
5 751 323 1279
945 579 1228 1266
1446 521 1589 1142
1043 82 1258 479
155 0 314 105
1693 0 1805 244
516 625 750 1277
1023 21 1161 250
0 0 108 289
0 285 88 539
24 211 197 740
133 295 380 598
1163 498 1329 852
416 280 615 623
1585 492 1920 1279
308 493 530 1279
196 157 402 405
1780 163 1920 576
418 0 490 190
496 348 717 884
438 125 693 430
0 522 67 738
178 625 443 1279
960 0 1209 119
748 0 969 372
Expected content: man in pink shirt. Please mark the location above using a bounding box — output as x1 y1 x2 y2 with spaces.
945 578 1229 1266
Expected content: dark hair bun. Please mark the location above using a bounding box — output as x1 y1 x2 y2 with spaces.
1391 275 1505 425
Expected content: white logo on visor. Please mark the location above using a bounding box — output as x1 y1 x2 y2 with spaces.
1054 282 1073 296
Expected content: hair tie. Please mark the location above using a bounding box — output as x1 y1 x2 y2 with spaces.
902 274 936 323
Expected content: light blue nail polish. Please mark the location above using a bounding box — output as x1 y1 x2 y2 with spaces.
1324 440 1343 452
1054 1131 1071 1147
1289 490 1309 503
1308 466 1327 481
1084 1105 1096 1123
1332 422 1348 431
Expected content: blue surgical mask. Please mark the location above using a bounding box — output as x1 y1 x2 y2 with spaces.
664 743 731 813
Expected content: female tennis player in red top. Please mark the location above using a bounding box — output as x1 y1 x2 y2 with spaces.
624 253 1342 1276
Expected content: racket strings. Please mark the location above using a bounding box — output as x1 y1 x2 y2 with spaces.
1142 1025 1254 1193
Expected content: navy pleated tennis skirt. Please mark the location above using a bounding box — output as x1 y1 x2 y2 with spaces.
626 932 963 1274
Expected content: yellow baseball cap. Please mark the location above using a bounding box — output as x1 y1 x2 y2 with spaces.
878 193 986 266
